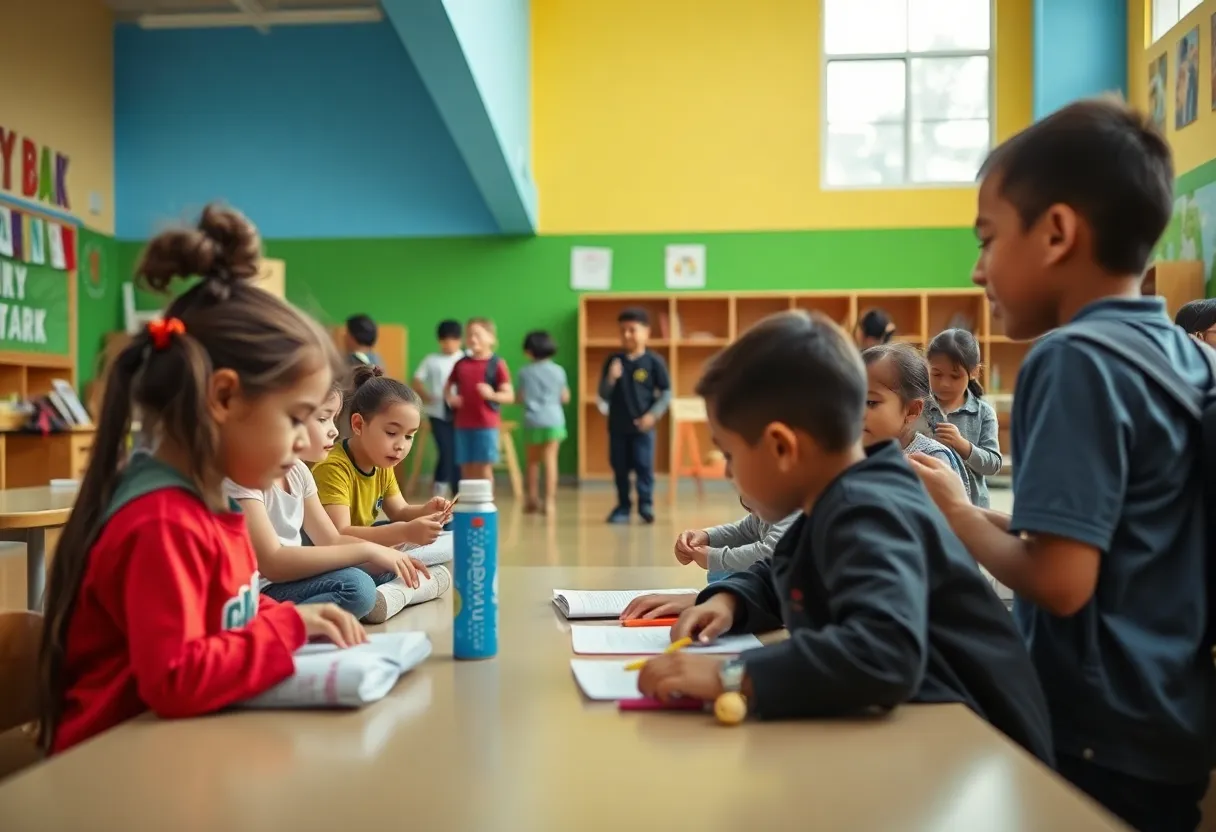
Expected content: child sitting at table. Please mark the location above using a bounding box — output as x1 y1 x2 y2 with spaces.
225 380 431 622
38 205 365 754
635 310 1053 764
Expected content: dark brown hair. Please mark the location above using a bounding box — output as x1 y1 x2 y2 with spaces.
926 328 985 398
346 363 421 425
862 343 945 424
523 330 557 360
38 204 341 751
1176 299 1216 334
695 310 865 452
979 97 1173 275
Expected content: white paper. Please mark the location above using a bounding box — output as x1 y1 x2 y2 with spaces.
570 659 642 701
240 632 432 709
0 207 12 257
570 624 761 655
48 223 66 269
552 588 699 619
665 244 706 289
398 530 453 566
570 246 612 291
27 217 45 265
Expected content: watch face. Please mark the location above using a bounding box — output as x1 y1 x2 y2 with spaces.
720 659 746 691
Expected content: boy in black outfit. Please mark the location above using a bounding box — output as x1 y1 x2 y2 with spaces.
911 98 1215 832
599 307 671 524
345 313 382 368
637 311 1054 765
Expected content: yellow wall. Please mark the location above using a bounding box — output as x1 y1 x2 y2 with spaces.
1129 0 1216 176
0 0 114 233
533 0 1032 235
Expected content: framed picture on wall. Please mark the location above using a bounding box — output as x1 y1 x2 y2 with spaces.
1148 53 1168 133
1176 26 1199 129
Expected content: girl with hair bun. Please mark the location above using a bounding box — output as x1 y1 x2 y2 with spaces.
40 204 365 755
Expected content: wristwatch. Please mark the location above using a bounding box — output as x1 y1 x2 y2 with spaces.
715 658 749 725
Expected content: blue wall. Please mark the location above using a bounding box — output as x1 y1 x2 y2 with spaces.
1033 0 1128 119
114 22 497 240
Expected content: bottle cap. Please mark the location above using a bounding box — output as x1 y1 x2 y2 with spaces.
457 479 494 503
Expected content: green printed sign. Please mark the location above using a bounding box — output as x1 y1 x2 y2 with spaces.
0 256 69 355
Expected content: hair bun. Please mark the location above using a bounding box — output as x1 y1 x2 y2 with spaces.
136 204 262 296
350 362 384 389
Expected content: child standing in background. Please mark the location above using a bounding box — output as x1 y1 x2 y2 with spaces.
314 366 450 549
39 205 364 755
344 314 382 368
600 308 671 524
445 318 514 484
412 319 465 498
226 380 429 621
1175 298 1216 345
926 328 1002 508
516 330 570 514
861 343 972 502
854 308 896 349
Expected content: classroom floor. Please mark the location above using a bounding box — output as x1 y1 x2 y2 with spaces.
0 482 1014 614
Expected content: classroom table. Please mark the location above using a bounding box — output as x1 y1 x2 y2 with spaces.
0 566 1125 831
0 485 76 611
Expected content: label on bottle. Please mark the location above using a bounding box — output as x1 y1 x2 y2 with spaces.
453 510 499 659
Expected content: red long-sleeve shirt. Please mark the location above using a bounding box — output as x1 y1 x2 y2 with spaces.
53 479 306 754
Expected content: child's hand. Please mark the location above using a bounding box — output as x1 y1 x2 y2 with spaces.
620 593 697 621
674 528 710 563
607 358 623 381
475 382 495 399
637 653 725 703
421 496 451 516
932 422 971 455
297 603 366 648
446 392 463 409
908 453 971 516
672 594 737 644
634 413 656 431
365 544 430 588
404 514 444 545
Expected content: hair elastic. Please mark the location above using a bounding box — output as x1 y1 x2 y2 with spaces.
147 317 185 350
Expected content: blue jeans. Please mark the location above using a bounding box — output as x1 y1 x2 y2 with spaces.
261 567 397 619
430 416 458 492
706 570 731 583
609 430 655 512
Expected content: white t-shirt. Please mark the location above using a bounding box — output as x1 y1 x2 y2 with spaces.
224 460 317 548
413 351 465 420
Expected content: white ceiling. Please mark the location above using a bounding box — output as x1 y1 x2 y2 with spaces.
105 0 380 17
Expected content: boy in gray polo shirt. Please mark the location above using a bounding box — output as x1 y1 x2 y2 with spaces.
911 99 1215 832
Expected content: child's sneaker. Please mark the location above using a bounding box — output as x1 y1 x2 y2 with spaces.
606 507 631 524
638 508 655 524
363 580 408 624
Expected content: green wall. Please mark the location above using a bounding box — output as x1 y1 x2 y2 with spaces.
76 228 124 388
115 227 979 473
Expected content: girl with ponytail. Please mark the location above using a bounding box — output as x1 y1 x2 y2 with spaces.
926 328 1003 508
39 204 365 754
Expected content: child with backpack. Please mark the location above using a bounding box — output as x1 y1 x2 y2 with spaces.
444 317 513 484
910 98 1216 832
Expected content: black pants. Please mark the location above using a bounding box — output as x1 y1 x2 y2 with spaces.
609 430 654 511
1057 754 1208 832
430 416 458 492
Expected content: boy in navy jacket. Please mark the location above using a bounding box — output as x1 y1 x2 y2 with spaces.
910 98 1215 832
637 311 1053 766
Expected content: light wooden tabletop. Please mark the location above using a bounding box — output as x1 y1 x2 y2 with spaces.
0 565 1122 831
0 486 77 530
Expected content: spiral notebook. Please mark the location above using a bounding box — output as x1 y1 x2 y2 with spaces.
552 588 698 620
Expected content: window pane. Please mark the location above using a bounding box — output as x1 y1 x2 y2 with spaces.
824 0 907 55
911 57 989 120
910 119 989 183
1181 0 1202 16
1153 0 1178 41
826 60 906 123
826 123 905 187
908 0 990 50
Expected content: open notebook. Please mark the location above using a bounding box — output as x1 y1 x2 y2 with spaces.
570 624 762 655
552 588 698 620
238 631 432 709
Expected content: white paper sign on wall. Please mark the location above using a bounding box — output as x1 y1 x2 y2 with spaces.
665 244 705 289
570 246 612 291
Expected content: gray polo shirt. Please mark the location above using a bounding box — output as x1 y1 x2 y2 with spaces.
939 390 1002 508
704 511 798 573
516 360 568 429
1011 296 1215 784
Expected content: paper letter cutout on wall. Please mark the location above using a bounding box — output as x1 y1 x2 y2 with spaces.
21 139 37 198
0 208 11 258
27 217 45 265
48 223 65 270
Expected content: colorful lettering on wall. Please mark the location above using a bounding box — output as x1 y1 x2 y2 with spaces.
0 256 70 355
0 126 70 211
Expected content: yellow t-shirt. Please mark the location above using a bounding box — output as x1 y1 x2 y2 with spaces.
312 440 400 527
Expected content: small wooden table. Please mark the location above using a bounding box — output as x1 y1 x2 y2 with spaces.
0 486 76 610
0 566 1123 830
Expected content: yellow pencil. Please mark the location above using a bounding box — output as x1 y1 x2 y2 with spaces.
624 636 693 671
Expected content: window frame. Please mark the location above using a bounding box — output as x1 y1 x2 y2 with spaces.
820 0 997 191
1151 0 1204 44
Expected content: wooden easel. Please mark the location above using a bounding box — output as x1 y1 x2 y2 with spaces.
669 397 709 505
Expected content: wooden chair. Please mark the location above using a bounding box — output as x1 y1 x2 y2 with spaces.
496 422 524 499
0 611 42 779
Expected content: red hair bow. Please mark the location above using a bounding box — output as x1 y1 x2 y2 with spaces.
147 317 185 350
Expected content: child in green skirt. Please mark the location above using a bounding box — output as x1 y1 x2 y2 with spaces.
517 331 570 514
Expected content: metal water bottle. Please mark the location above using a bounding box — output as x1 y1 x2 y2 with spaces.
452 479 498 659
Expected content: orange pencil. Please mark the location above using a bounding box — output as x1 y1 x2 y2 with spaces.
622 617 680 628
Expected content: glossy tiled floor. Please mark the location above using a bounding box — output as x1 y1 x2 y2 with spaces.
0 482 1014 613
